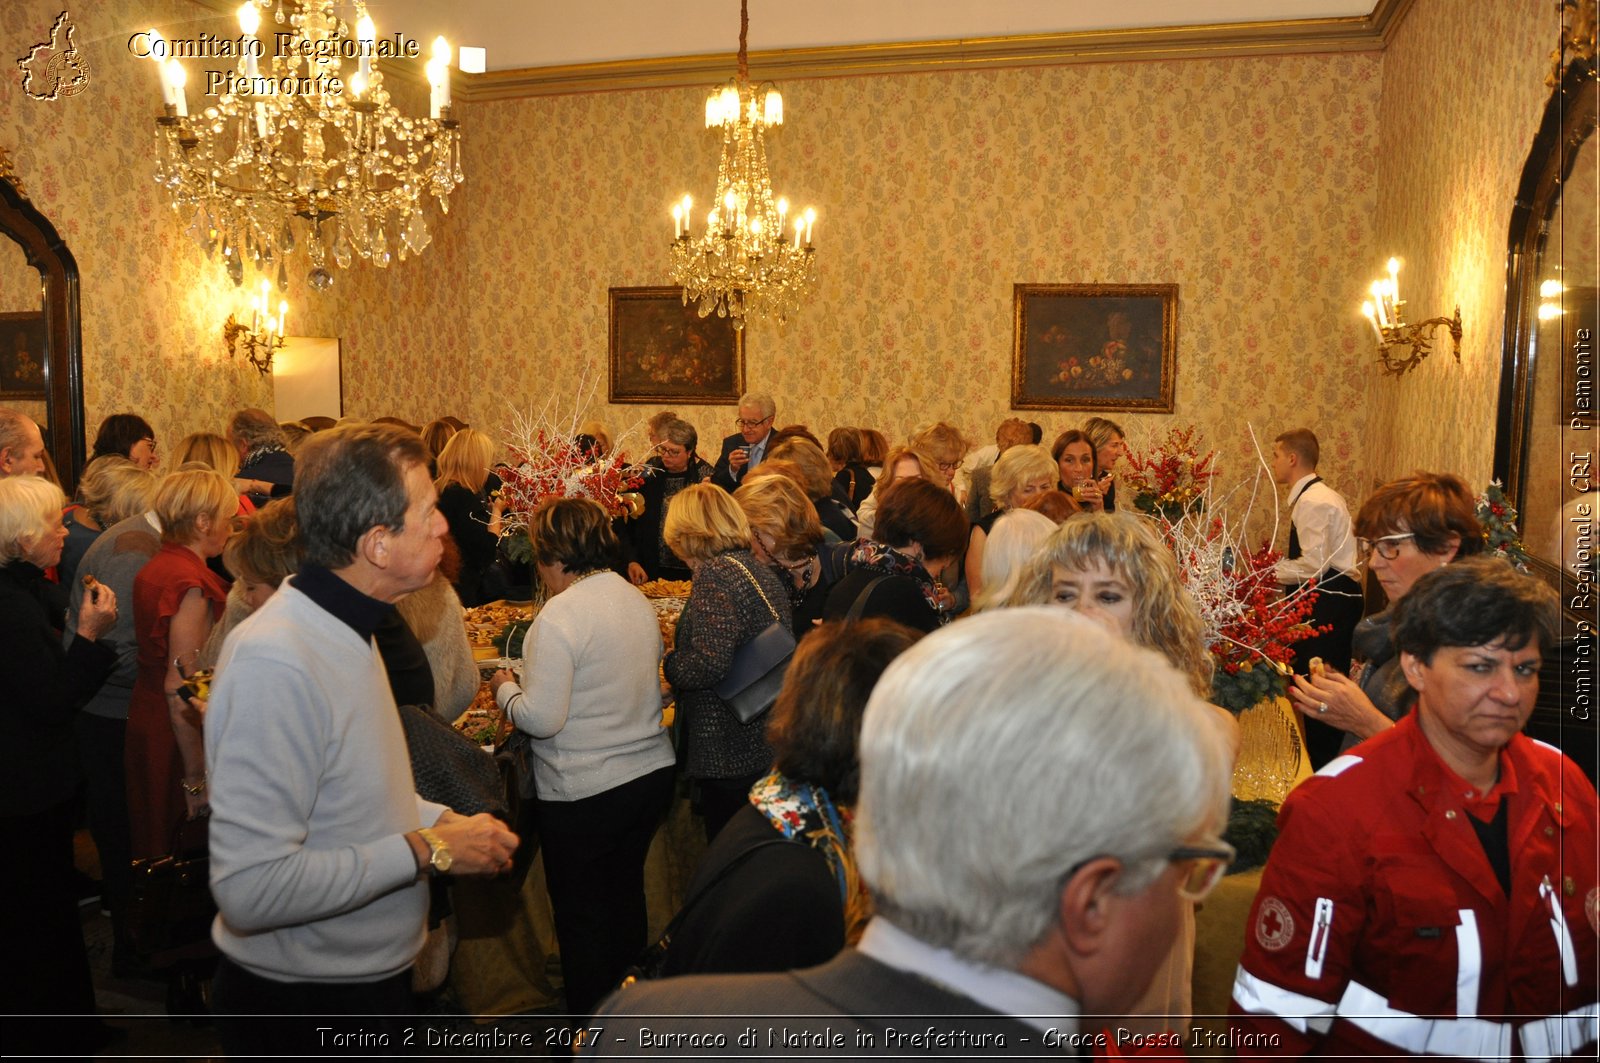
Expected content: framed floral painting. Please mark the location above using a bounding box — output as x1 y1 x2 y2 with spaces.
0 311 47 400
1011 283 1177 412
608 287 745 404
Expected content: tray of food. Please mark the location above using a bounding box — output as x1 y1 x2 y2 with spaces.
465 599 539 661
638 578 692 599
453 680 516 748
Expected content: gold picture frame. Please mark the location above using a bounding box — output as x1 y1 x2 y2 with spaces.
608 287 746 405
1011 283 1178 412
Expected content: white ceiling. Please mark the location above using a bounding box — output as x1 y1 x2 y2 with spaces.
360 1 1377 73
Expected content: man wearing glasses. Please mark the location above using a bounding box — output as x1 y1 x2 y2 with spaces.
586 608 1234 1052
710 391 776 491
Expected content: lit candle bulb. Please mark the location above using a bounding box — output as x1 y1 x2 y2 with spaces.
1381 278 1398 324
357 13 376 82
349 71 367 99
432 36 452 112
776 197 789 227
672 203 683 239
278 301 287 337
147 29 175 106
1369 281 1388 327
1386 257 1401 307
166 60 188 116
426 60 445 119
1361 302 1383 343
749 217 762 237
803 207 816 246
681 195 693 234
794 218 804 249
238 3 260 77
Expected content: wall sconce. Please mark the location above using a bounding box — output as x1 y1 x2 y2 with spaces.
1360 258 1463 376
223 280 288 376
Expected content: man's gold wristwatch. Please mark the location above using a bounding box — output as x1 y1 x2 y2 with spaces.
416 827 452 874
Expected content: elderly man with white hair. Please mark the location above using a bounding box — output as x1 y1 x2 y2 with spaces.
0 408 47 477
584 607 1234 1056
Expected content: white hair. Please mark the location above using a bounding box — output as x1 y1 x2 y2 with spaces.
855 606 1231 968
738 391 776 419
987 444 1057 509
973 508 1055 611
0 474 65 563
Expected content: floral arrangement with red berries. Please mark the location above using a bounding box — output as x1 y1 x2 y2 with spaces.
1199 540 1324 713
494 385 648 565
1121 424 1218 522
1475 480 1531 572
1149 427 1323 712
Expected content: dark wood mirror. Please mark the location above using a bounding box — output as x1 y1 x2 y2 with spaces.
0 149 86 496
1495 58 1596 600
1492 57 1597 778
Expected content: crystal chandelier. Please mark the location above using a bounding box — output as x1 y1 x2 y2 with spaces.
668 0 817 329
148 0 462 292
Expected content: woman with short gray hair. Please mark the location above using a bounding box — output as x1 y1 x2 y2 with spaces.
228 407 294 507
1 474 119 1046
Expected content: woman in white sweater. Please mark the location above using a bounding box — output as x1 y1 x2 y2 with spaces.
490 498 675 1019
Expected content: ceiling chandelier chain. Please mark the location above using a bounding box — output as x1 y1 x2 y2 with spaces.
147 0 461 292
668 0 818 329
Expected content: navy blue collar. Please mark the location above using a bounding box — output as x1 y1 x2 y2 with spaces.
292 564 393 640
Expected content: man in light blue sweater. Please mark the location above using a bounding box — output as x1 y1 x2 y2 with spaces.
205 423 518 1055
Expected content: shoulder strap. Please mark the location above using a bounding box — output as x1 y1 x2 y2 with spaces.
727 556 781 625
659 835 792 944
844 575 890 623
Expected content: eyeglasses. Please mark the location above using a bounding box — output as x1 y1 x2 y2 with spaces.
936 460 961 473
1357 532 1416 561
1168 840 1237 901
735 416 772 429
1066 838 1237 903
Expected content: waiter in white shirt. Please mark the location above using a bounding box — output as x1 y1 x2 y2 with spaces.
1270 428 1363 769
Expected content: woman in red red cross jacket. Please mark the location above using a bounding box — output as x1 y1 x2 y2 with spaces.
1230 556 1596 1059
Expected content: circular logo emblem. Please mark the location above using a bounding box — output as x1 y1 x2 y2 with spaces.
1585 887 1598 936
1256 896 1295 952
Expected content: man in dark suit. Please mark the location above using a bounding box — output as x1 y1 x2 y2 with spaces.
709 391 776 491
584 609 1235 1055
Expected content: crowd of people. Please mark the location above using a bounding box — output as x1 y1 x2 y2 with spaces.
0 396 1593 1058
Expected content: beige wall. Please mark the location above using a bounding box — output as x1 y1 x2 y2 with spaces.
1365 0 1555 490
2 0 1571 516
458 52 1384 510
0 0 465 451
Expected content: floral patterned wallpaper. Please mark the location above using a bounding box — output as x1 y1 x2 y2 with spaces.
458 52 1384 516
1365 0 1555 491
0 0 461 459
2 0 1566 521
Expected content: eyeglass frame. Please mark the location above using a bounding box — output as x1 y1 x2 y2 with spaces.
935 459 962 473
1066 838 1237 902
734 415 773 429
1357 532 1416 561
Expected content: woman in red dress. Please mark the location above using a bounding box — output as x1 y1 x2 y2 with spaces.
126 469 236 859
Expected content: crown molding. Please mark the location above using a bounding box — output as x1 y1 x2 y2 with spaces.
460 0 1411 103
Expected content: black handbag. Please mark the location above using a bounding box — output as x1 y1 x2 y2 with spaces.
713 559 796 724
616 837 790 989
397 702 517 821
124 817 217 964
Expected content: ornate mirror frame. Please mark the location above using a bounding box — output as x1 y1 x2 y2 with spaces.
0 149 86 495
1493 57 1597 612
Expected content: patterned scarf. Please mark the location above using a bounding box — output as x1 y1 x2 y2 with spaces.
749 771 872 946
847 539 944 618
241 440 290 469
